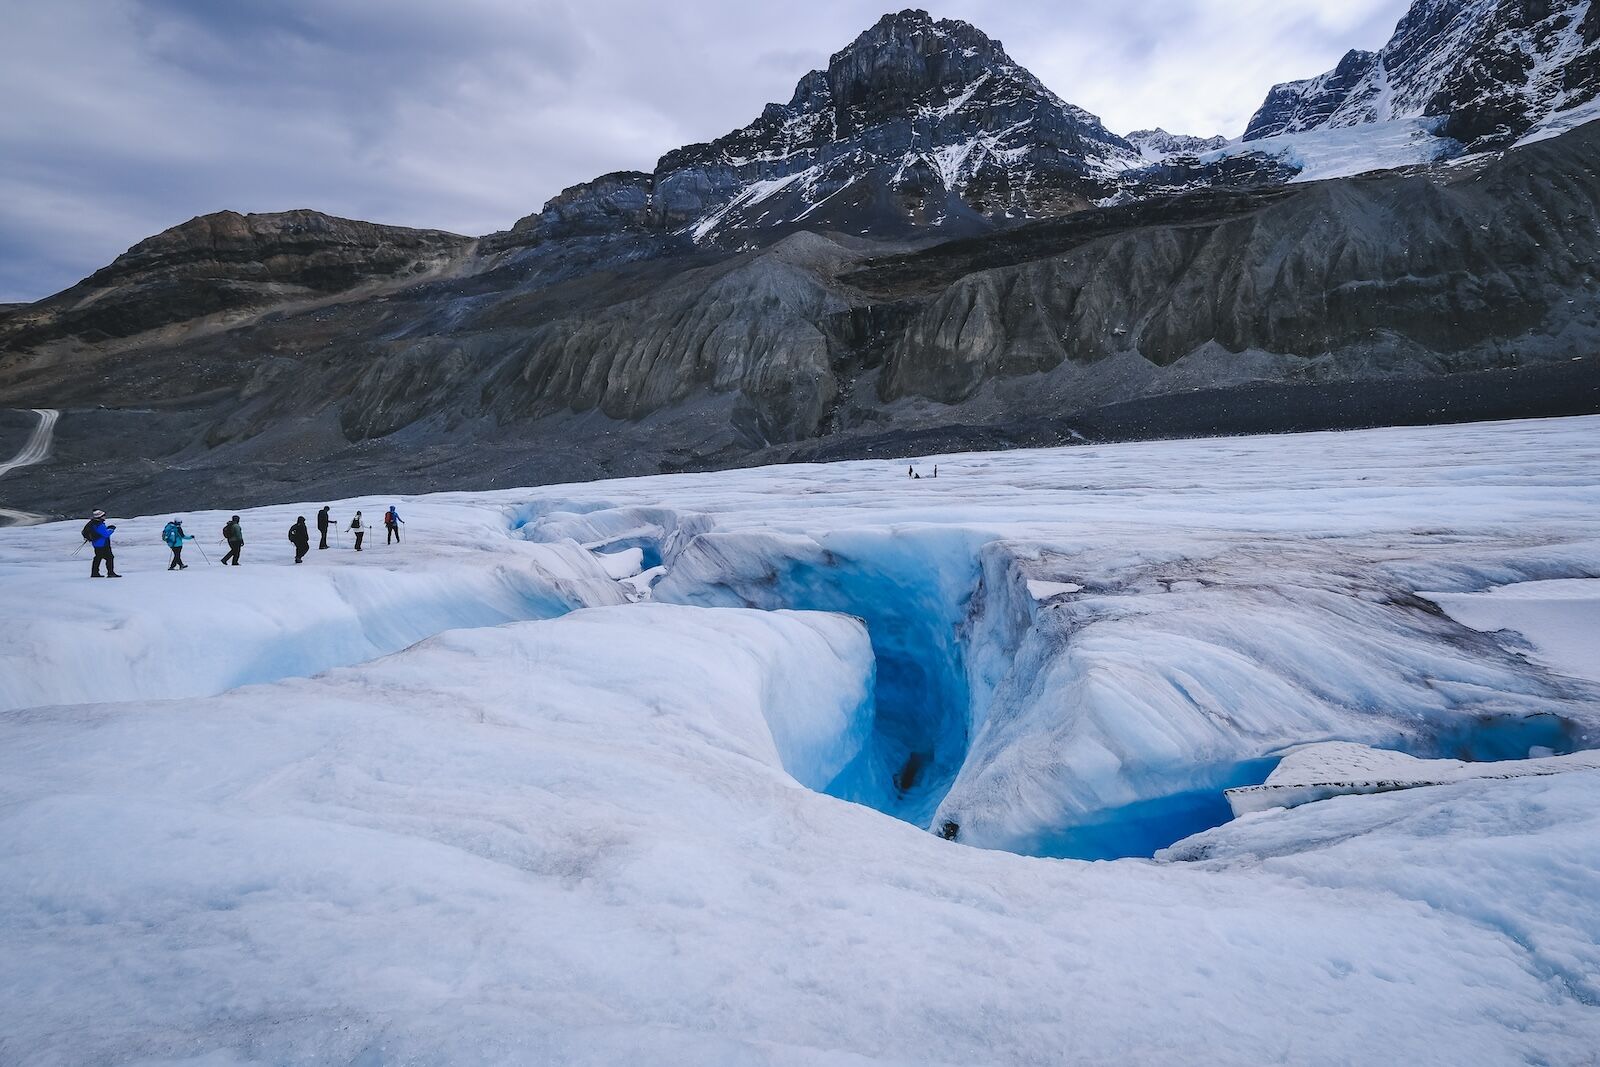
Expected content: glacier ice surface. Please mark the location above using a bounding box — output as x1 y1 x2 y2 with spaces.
2 416 1600 1062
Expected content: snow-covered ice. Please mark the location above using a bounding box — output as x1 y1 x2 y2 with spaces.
2 415 1599 1063
0 498 627 712
1226 740 1600 814
1205 117 1461 182
1427 578 1600 684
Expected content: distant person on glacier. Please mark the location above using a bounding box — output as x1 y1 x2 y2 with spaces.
349 511 365 552
317 506 331 550
83 510 120 578
161 518 193 570
220 516 244 566
289 516 310 564
384 506 404 544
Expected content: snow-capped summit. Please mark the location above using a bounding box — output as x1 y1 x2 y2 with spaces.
501 9 1141 248
661 9 1143 239
1124 128 1229 160
1244 0 1600 149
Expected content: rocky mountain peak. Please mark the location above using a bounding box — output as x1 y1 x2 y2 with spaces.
496 9 1139 252
1243 0 1600 149
820 9 1023 124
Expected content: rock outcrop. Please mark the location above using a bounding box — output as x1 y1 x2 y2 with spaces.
0 210 470 350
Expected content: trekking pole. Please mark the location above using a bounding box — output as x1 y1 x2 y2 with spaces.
193 540 211 565
71 540 87 558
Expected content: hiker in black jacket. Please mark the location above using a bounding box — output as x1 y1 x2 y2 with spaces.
289 516 311 564
317 506 331 550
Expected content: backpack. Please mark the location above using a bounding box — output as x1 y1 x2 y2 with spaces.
162 522 177 546
81 520 96 542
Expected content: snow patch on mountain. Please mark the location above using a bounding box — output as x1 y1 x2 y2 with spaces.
1515 93 1600 144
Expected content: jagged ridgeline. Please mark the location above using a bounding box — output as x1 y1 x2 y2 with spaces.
1 3 1599 516
1244 0 1600 148
487 10 1144 251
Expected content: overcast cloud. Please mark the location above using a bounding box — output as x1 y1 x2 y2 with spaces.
0 0 1409 303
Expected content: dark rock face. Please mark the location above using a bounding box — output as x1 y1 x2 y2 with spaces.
1118 153 1303 195
1243 50 1381 140
488 9 1141 255
1245 0 1600 150
0 210 470 350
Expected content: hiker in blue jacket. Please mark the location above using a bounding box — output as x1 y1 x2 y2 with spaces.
385 505 405 544
161 518 194 570
83 510 121 578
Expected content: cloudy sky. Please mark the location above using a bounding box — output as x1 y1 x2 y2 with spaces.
1 0 1410 303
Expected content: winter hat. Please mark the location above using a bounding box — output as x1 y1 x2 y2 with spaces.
231 515 240 522
91 510 106 518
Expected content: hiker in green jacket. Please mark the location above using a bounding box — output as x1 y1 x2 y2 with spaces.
220 516 244 566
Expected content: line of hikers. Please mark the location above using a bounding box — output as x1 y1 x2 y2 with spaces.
82 505 405 577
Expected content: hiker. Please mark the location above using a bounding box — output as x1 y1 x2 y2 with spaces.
385 505 404 544
349 510 365 552
932 465 938 479
161 518 193 570
83 510 121 578
220 515 244 566
907 465 914 478
289 516 311 564
317 506 331 550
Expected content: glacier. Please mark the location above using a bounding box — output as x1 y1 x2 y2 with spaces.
2 415 1599 1063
